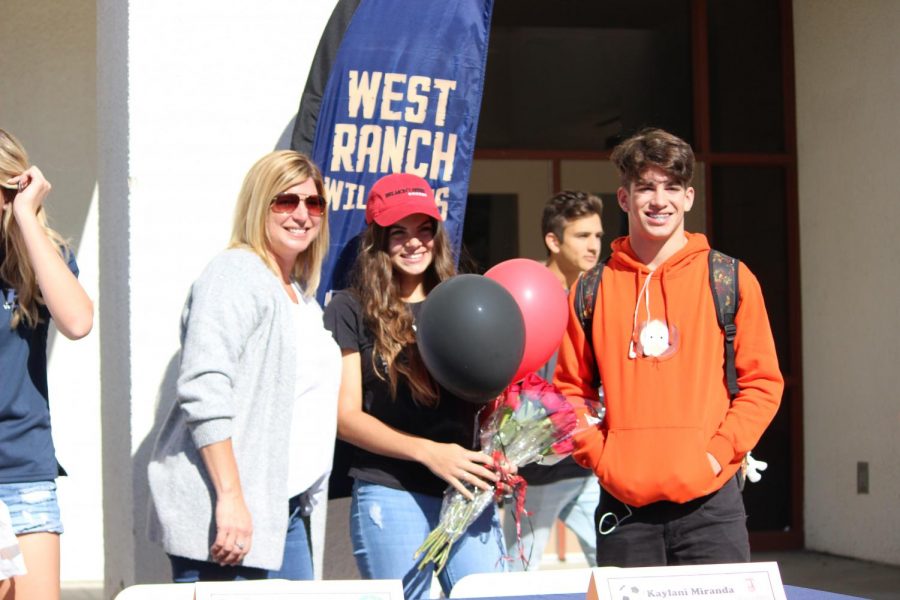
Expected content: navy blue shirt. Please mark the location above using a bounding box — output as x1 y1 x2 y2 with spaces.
0 249 78 483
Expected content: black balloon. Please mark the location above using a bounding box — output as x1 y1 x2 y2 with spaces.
417 274 525 404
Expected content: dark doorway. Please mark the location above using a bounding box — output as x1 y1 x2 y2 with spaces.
461 194 519 273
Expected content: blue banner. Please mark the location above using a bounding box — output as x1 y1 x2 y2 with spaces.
294 0 495 303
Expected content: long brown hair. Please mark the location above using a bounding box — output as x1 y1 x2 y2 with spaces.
351 217 455 407
0 128 70 329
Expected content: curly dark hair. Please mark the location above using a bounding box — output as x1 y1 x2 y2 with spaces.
610 128 695 188
541 190 604 248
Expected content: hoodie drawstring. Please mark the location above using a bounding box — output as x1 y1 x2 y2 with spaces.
661 268 672 328
629 269 655 359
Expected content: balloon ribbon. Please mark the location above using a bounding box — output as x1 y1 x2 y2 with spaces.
492 449 531 568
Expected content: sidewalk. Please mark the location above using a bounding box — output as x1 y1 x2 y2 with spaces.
754 550 900 600
61 580 103 600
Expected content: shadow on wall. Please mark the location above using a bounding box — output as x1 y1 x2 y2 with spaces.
324 497 360 580
276 116 297 151
125 118 301 587
132 352 182 584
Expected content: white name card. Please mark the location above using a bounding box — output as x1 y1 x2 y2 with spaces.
587 562 786 600
194 578 404 600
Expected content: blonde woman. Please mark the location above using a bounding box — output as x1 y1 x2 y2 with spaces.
147 151 341 581
0 129 93 600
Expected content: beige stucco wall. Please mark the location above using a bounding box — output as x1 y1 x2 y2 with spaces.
794 0 900 565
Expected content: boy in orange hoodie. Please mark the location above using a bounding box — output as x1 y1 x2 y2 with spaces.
554 128 783 567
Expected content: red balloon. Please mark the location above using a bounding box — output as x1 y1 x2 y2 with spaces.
484 258 569 383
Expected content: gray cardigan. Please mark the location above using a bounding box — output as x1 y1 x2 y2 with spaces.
147 249 297 570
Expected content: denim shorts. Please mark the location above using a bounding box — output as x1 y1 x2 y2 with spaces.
0 481 64 535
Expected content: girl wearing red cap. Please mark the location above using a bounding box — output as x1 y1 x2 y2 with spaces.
324 173 504 600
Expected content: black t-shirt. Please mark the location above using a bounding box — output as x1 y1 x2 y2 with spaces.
323 290 483 497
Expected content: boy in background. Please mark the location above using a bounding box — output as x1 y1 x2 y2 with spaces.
504 190 604 570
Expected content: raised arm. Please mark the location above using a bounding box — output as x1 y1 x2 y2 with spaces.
8 166 93 339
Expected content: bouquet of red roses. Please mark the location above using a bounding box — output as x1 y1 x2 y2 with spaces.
414 373 582 574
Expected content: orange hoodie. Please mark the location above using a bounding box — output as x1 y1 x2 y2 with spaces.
554 232 783 506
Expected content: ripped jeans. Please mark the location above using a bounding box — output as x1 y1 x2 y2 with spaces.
350 480 505 600
0 480 64 535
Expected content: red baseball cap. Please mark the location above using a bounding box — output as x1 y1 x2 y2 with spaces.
365 173 442 226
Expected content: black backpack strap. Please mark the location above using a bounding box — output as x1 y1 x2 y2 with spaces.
575 262 602 335
708 250 740 399
574 258 608 389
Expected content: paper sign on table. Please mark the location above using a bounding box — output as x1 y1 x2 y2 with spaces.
587 562 787 600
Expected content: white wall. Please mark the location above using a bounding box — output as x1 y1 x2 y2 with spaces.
0 0 103 582
794 0 900 565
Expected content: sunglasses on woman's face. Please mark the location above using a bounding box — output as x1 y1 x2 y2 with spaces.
270 193 326 217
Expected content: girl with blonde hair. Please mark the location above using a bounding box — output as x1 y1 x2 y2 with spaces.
148 150 341 581
0 128 93 600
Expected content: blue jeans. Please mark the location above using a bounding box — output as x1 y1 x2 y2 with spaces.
503 475 600 570
267 493 314 580
0 481 64 535
350 480 505 600
168 555 267 582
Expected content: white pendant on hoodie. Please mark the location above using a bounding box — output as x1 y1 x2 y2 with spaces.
639 319 670 357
